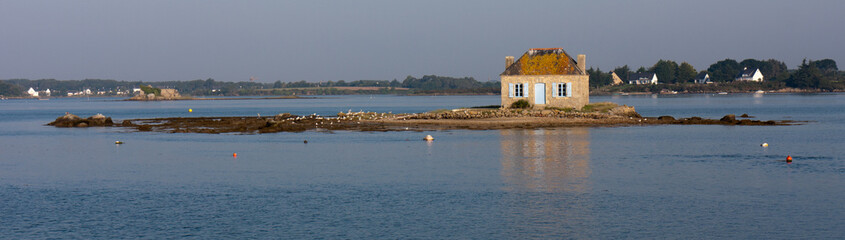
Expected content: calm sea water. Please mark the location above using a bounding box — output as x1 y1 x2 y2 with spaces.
1 94 843 239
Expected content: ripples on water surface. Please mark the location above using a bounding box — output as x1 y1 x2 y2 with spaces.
1 94 843 238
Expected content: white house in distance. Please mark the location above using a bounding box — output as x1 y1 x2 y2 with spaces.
26 88 53 97
610 72 624 85
627 72 658 84
735 68 763 82
26 87 39 97
694 72 712 84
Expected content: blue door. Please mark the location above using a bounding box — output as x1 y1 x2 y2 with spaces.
534 83 545 104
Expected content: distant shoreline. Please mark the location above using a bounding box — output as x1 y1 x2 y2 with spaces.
7 89 843 100
590 91 840 96
120 95 314 101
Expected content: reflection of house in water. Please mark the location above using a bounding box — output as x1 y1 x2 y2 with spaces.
499 128 591 192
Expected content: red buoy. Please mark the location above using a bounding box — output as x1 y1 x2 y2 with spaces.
233 153 238 158
786 155 792 162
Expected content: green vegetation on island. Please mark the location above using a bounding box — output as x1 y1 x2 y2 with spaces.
0 81 24 97
589 58 842 94
139 85 161 96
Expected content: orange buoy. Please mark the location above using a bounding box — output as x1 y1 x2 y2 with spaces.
786 155 792 162
233 153 237 158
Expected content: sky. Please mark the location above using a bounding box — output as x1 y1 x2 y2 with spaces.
1 0 843 83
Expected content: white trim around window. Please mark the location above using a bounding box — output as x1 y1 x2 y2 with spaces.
509 83 526 97
554 82 572 97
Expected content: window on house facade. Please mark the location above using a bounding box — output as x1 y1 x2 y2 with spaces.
509 83 525 97
554 82 572 97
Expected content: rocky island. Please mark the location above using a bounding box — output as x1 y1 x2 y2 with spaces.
48 103 793 134
124 86 304 101
125 85 187 101
48 113 115 127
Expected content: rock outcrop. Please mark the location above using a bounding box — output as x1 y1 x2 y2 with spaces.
658 116 676 121
128 88 182 101
720 114 737 123
48 113 114 127
160 89 180 99
608 105 641 118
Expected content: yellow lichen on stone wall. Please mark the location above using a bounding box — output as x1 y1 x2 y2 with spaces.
517 52 576 75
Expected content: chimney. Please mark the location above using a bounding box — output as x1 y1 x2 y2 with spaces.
505 56 514 70
577 54 586 74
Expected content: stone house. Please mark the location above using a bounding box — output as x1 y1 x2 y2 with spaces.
611 72 624 85
735 68 763 82
694 72 712 84
627 72 658 85
500 48 589 109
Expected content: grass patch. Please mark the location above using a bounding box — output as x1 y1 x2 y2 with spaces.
139 85 161 96
544 106 574 112
580 102 618 113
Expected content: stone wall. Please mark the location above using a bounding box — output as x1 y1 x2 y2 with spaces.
130 88 182 101
501 74 589 110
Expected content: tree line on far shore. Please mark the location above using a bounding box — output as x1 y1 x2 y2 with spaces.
588 58 842 91
0 75 498 97
2 58 842 97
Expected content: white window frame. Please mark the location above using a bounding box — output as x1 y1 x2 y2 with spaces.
554 82 572 97
510 83 526 98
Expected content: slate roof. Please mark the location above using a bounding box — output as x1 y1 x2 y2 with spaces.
695 72 709 79
736 68 759 78
501 48 583 76
627 72 656 81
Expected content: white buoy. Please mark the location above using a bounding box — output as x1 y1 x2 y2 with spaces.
424 135 434 141
761 143 769 147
